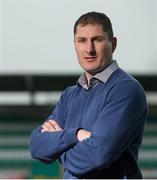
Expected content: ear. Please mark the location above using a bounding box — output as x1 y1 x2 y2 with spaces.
111 37 117 53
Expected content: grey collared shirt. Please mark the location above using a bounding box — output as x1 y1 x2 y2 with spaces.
78 61 119 90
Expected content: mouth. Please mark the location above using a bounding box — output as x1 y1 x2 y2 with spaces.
84 56 97 62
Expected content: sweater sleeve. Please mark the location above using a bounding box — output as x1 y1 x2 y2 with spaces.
29 89 79 163
60 81 148 176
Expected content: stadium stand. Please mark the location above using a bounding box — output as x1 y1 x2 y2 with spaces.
0 74 157 178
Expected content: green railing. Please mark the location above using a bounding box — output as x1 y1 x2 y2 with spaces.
0 114 156 178
0 74 157 178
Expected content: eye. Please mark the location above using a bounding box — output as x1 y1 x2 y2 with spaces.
77 38 86 43
94 37 103 42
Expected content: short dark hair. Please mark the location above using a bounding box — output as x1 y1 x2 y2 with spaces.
74 11 114 40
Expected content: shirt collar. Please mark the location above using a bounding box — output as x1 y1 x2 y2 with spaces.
78 60 119 88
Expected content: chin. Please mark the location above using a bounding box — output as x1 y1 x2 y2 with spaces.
85 69 99 75
86 66 106 75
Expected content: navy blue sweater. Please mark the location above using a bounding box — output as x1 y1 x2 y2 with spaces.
29 68 148 178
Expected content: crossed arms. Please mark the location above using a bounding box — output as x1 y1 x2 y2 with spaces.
41 120 91 142
29 81 147 176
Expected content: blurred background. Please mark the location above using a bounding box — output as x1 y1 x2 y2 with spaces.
0 0 157 178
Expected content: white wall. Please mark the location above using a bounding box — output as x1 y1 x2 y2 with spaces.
0 0 2 71
0 0 157 75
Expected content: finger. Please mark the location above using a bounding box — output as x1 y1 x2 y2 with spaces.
45 122 56 131
42 122 55 132
41 124 49 132
49 120 63 131
49 120 61 130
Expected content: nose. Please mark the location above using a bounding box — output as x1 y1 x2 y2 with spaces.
86 41 96 56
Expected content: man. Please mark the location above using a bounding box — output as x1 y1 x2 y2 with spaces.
29 12 148 178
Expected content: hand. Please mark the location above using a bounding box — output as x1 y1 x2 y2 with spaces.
77 129 91 142
41 120 63 132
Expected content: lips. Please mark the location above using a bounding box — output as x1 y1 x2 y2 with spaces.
84 56 97 62
85 56 96 59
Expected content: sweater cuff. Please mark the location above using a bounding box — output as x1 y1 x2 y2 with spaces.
62 128 79 146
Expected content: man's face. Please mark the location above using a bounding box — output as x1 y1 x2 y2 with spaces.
74 23 116 75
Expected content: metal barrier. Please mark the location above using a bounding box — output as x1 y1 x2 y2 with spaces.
0 74 157 178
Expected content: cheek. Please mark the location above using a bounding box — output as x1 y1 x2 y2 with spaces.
100 45 112 58
96 46 106 58
75 45 84 56
75 49 84 64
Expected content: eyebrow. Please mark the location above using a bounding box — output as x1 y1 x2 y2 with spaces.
76 35 105 39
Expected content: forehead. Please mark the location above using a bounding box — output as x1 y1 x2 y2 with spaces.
75 23 105 37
